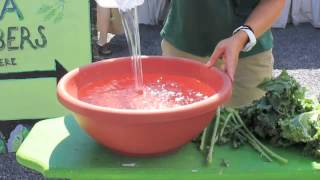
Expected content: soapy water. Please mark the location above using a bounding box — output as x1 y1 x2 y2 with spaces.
79 74 214 110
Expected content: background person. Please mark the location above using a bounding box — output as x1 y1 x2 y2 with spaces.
161 0 286 107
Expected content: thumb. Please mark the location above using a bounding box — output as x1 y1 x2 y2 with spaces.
224 52 236 82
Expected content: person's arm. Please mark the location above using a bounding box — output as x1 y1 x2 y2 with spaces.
206 0 285 81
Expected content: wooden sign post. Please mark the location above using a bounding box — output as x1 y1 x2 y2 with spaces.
0 0 92 120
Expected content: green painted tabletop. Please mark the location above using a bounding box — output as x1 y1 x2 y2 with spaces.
16 115 320 180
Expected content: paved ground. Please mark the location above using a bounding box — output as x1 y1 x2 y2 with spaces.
272 23 320 98
0 23 319 180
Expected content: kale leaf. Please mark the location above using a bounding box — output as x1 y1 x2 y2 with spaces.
240 70 320 158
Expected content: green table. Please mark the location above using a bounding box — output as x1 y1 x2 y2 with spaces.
17 115 320 180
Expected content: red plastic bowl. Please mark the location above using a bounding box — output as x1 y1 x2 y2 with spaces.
57 56 232 156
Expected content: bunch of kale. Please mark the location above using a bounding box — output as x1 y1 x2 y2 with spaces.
240 70 320 158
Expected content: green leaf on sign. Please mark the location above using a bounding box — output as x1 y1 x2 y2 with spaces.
38 0 65 23
37 4 51 14
44 7 57 21
54 12 64 23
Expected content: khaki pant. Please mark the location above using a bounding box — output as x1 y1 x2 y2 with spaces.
161 40 274 108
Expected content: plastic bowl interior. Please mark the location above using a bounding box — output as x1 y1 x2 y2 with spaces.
57 56 232 156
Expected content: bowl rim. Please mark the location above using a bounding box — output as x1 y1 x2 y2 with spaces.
57 56 232 116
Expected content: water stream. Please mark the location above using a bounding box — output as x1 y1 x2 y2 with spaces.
119 7 143 93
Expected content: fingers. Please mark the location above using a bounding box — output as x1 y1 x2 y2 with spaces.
207 39 239 82
206 46 224 68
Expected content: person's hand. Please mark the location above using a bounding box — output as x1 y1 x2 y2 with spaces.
206 31 248 81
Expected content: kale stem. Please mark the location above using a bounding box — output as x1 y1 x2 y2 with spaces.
199 128 208 151
219 113 232 138
207 107 221 164
232 110 289 164
236 127 273 162
228 114 272 161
